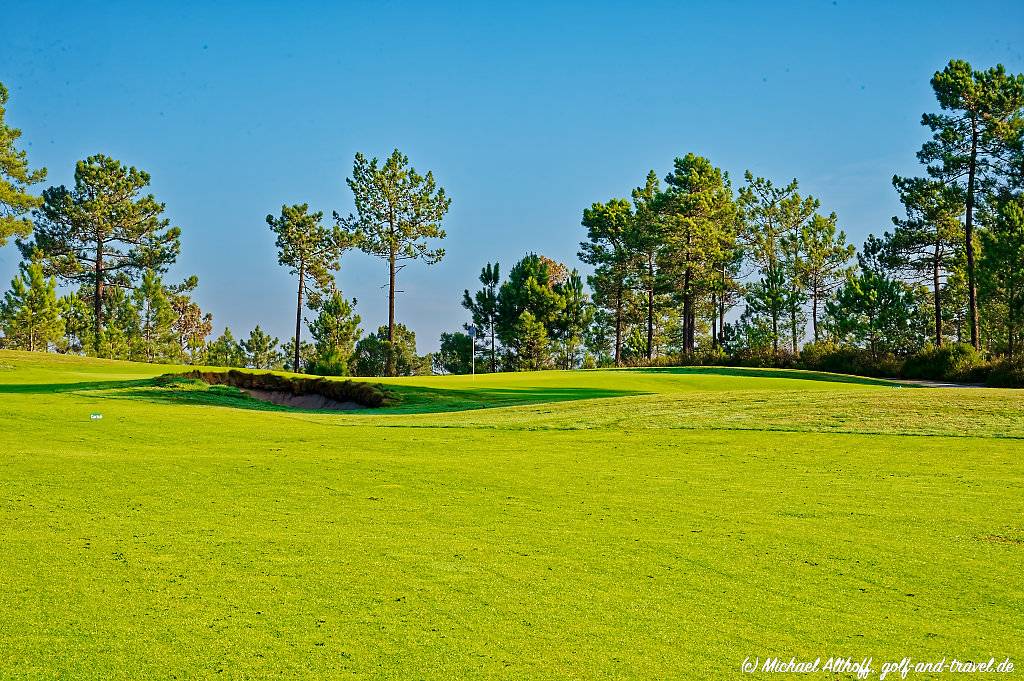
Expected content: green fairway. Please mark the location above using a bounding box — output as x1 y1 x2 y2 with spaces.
1 350 1022 679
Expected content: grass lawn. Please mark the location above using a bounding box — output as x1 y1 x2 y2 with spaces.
1 350 1022 678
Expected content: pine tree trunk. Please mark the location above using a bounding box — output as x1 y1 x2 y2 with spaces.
614 283 623 366
93 241 104 355
965 125 980 351
490 325 496 373
682 266 693 353
933 242 942 346
294 259 304 373
812 287 819 343
387 248 397 376
646 256 654 359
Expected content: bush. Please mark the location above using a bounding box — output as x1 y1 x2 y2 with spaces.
162 370 394 407
986 356 1024 388
798 342 900 378
901 343 987 382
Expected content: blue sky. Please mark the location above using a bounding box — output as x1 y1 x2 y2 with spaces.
2 1 1022 350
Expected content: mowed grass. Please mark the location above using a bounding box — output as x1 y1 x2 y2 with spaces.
0 351 1022 679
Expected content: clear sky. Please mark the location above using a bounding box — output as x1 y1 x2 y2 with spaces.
2 1 1022 351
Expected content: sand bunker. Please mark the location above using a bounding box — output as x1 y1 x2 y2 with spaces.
241 388 366 411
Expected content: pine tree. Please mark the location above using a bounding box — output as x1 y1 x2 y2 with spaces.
133 269 177 363
798 213 854 343
20 155 181 354
551 270 593 369
0 261 64 351
509 311 550 371
885 177 963 346
267 203 351 373
339 150 450 376
0 81 47 245
207 327 245 368
579 199 634 364
916 60 1024 349
241 325 282 370
308 290 361 376
980 194 1024 356
462 263 500 372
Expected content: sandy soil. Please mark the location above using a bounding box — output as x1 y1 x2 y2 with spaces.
241 388 366 411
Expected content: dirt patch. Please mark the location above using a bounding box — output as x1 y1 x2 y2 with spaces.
242 388 366 411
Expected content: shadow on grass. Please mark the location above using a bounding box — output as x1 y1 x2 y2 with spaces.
0 374 644 414
626 366 905 387
376 384 645 414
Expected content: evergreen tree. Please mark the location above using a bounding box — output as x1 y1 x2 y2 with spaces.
579 199 633 364
630 170 670 359
0 261 64 351
207 327 245 368
462 262 500 372
0 81 47 245
167 277 213 364
495 254 565 359
825 237 923 359
56 290 92 354
241 325 282 369
20 155 181 354
97 287 141 360
433 331 473 375
509 311 550 371
886 176 964 345
551 270 593 369
307 290 361 376
738 173 818 354
339 150 450 376
980 194 1024 356
798 213 854 343
133 270 177 363
352 324 419 377
916 60 1024 349
661 154 737 353
281 339 316 373
267 203 351 373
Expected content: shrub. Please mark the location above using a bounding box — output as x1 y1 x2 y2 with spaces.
162 370 394 407
798 342 900 378
901 343 987 382
986 356 1024 388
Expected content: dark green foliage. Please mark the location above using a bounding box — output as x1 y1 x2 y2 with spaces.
901 343 986 381
462 262 500 372
0 81 47 245
434 331 473 375
267 203 351 372
579 198 634 364
339 149 449 376
352 324 420 377
206 327 245 368
0 261 64 351
508 311 551 371
165 370 393 408
496 253 564 347
21 155 181 353
986 356 1024 387
307 291 361 376
241 325 282 370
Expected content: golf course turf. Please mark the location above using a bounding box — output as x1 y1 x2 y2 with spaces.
1 350 1021 678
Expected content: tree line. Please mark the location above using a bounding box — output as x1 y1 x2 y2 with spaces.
2 60 1024 383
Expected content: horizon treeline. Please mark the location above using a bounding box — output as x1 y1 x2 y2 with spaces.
2 60 1023 383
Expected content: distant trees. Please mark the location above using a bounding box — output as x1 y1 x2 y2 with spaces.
207 327 245 367
267 203 351 373
307 291 361 376
916 60 1024 349
340 150 450 376
0 261 63 351
241 325 281 369
352 323 422 377
462 262 500 372
434 331 473 375
0 81 46 246
21 155 182 354
578 198 633 364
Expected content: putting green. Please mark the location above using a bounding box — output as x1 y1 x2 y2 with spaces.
1 350 1021 678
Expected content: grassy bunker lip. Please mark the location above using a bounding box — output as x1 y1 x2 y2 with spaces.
160 369 394 409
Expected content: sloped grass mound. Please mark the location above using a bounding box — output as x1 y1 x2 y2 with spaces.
163 370 394 408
